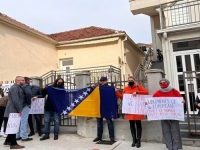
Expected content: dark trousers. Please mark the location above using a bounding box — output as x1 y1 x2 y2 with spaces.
129 120 142 139
97 118 114 139
0 106 6 132
4 118 17 146
28 114 42 132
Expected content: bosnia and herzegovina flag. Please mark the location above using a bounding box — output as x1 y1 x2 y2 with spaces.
46 86 119 119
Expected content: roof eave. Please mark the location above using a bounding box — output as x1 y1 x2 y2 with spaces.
0 17 57 44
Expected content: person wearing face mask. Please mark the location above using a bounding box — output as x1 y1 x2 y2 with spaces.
27 79 44 137
153 78 185 150
116 76 148 148
93 77 115 143
40 78 64 141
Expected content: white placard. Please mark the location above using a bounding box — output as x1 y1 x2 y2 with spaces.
29 98 44 114
5 113 21 134
122 94 152 115
146 97 184 121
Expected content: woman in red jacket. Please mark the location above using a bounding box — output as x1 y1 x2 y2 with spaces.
116 76 149 148
153 78 185 150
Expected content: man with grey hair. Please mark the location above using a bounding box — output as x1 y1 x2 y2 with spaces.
3 76 25 149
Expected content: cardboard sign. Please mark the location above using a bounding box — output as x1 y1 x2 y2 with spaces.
146 97 184 121
122 94 152 114
5 113 21 134
29 98 44 114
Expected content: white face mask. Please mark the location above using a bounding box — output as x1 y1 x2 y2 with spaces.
29 83 33 86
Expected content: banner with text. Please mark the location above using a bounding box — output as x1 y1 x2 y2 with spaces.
146 97 184 121
29 98 44 114
5 113 21 134
122 94 152 115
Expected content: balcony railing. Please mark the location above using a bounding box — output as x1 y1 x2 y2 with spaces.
160 0 200 29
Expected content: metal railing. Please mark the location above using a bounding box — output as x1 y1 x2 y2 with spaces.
160 0 200 29
134 48 153 86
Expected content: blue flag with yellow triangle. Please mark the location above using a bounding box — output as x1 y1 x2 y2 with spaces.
46 86 119 119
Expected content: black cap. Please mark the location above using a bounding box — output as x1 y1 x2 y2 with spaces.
100 76 107 81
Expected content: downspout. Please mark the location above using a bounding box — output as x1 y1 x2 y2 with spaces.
121 36 127 77
163 32 171 81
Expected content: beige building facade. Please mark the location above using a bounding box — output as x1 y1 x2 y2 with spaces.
129 0 200 114
0 13 145 82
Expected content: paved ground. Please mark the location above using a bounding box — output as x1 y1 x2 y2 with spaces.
0 133 199 150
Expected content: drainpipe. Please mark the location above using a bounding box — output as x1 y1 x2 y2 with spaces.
121 36 127 77
163 32 171 82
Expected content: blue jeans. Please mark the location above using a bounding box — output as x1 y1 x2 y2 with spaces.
16 106 30 139
97 118 114 139
44 111 60 137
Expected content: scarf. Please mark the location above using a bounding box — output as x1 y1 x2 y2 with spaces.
159 85 173 93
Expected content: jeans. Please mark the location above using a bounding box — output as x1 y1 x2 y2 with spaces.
16 106 30 139
44 111 60 137
97 118 114 139
28 114 42 132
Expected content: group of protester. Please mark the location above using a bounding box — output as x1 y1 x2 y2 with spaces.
0 75 195 150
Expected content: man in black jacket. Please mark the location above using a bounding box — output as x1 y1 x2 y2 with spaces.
93 77 115 142
16 77 33 141
28 79 43 136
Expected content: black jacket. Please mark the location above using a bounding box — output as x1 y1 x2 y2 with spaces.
22 83 32 107
30 85 43 98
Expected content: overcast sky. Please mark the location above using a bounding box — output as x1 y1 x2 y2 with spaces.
0 0 151 43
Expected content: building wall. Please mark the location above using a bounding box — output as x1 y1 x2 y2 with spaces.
0 22 57 81
124 40 145 79
57 40 121 69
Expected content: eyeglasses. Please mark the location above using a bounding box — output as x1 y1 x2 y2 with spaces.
160 82 166 84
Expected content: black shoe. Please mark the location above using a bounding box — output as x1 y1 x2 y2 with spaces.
54 135 58 140
38 131 43 136
136 138 141 148
22 138 33 141
40 136 50 141
93 137 102 142
28 131 35 137
16 137 22 141
3 141 11 145
110 138 115 142
131 138 137 147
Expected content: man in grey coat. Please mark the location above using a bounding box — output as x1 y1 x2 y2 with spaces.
4 76 25 149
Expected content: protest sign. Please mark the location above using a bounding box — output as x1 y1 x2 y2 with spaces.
29 98 44 114
122 94 152 115
5 113 21 134
146 97 184 121
1 84 13 96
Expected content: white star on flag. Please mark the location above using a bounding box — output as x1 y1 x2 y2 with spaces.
78 95 84 100
87 88 91 92
83 91 88 96
71 103 75 107
74 99 79 103
67 106 71 111
62 110 68 115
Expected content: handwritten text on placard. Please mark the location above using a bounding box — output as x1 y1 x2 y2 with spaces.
29 98 44 114
146 97 184 121
5 113 21 134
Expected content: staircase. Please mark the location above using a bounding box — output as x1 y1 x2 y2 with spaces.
180 115 200 146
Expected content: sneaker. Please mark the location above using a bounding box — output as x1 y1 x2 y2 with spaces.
93 137 102 142
40 136 50 141
28 131 35 137
21 138 33 141
54 135 58 140
10 144 25 149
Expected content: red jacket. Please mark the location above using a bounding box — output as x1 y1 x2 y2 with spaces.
116 84 149 120
153 88 182 97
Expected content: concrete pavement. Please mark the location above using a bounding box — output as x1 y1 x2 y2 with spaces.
0 133 199 150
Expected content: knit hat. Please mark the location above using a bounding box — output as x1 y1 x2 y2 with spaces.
159 78 170 84
100 76 108 81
